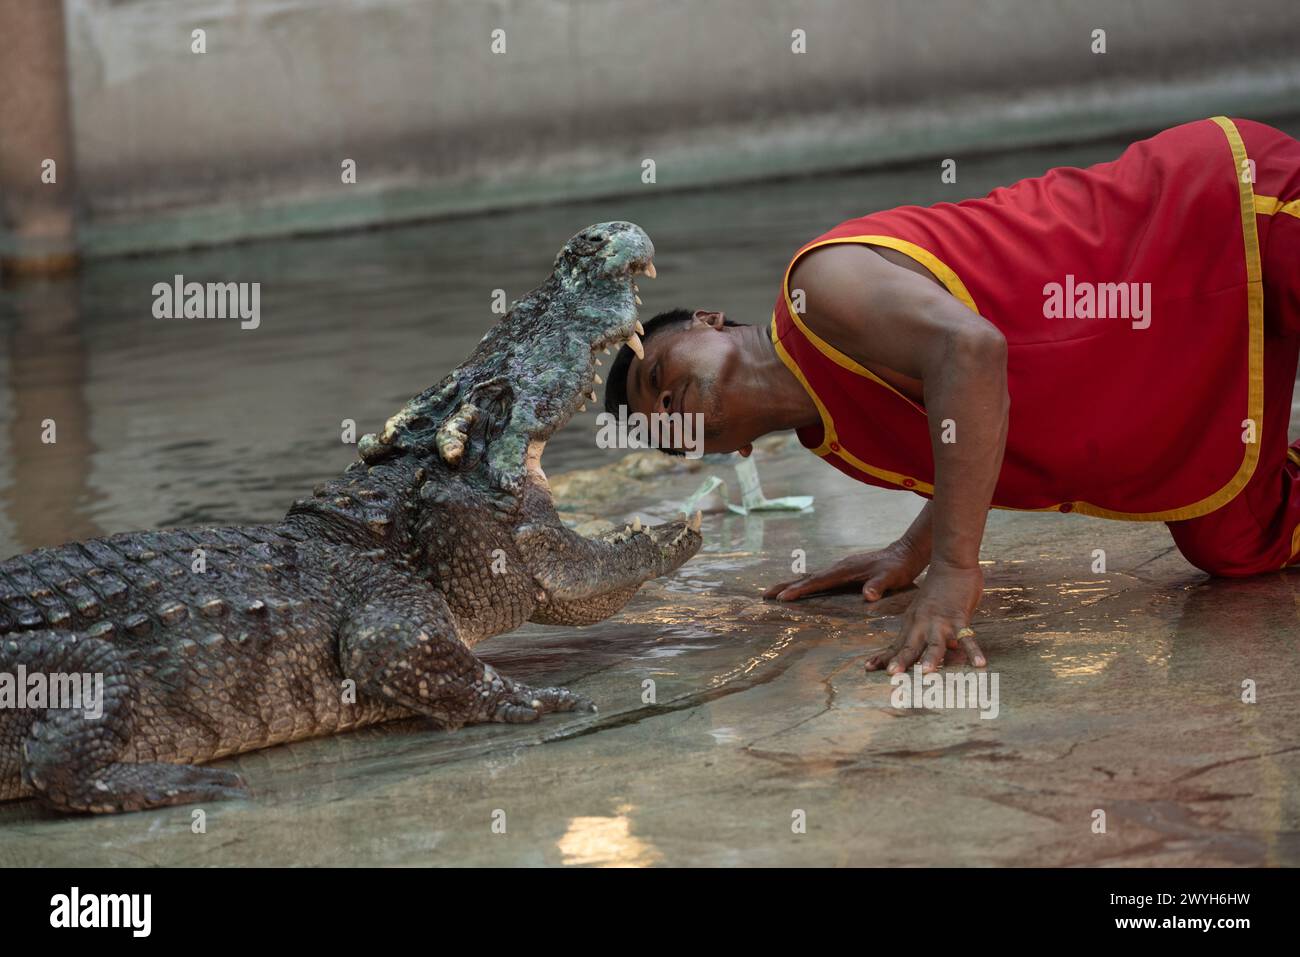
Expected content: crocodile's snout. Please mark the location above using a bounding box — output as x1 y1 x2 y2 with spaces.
565 220 656 283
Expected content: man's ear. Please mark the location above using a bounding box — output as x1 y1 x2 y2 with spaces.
691 310 727 330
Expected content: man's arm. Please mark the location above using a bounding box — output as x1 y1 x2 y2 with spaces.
790 244 1008 671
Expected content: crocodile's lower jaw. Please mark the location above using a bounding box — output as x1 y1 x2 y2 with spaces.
521 257 702 541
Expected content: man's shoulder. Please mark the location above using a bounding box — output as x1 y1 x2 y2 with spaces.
789 241 948 319
789 242 887 295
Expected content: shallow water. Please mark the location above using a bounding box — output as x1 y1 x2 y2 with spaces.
7 118 1297 555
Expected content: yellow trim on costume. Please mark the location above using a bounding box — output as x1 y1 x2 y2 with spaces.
1267 196 1300 566
1255 194 1300 219
775 116 1265 523
1287 451 1300 566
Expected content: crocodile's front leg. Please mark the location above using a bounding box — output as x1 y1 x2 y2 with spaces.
338 566 595 727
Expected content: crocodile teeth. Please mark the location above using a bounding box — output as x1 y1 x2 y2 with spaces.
689 510 702 532
578 403 587 412
593 373 602 385
634 319 645 335
632 516 642 532
635 295 642 306
644 262 657 279
604 346 611 355
595 358 603 366
627 332 644 359
587 390 597 402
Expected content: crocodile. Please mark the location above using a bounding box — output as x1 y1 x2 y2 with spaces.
0 221 702 814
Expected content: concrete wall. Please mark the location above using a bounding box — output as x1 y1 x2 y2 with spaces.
38 0 1300 253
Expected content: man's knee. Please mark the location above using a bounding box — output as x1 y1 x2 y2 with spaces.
1176 548 1260 578
1168 520 1280 578
1170 514 1268 574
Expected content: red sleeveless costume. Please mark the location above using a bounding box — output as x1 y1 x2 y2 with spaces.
772 117 1300 576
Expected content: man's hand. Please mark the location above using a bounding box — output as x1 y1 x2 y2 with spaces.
763 539 928 603
865 561 986 673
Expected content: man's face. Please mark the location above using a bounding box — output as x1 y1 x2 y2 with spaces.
623 309 751 453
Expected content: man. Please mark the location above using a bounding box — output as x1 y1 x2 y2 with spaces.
602 117 1300 674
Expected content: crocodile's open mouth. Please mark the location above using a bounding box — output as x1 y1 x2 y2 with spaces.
355 220 703 577
518 241 701 563
361 220 688 545
524 254 658 495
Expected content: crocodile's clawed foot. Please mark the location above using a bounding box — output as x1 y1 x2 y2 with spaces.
134 765 251 810
29 761 250 814
491 683 597 724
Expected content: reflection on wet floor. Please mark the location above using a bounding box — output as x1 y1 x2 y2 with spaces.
2 119 1299 864
557 805 662 867
2 282 102 549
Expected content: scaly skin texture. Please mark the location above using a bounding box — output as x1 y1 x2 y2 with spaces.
0 222 702 813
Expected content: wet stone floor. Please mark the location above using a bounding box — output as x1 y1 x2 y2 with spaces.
4 120 1299 865
1 435 1296 866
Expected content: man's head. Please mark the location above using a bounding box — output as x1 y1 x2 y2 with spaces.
603 307 756 454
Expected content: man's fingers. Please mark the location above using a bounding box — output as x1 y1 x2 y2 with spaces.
763 579 797 600
870 619 982 675
885 627 929 675
765 578 820 600
861 574 889 602
775 581 815 601
768 570 852 601
918 640 946 674
864 648 892 671
959 634 987 668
